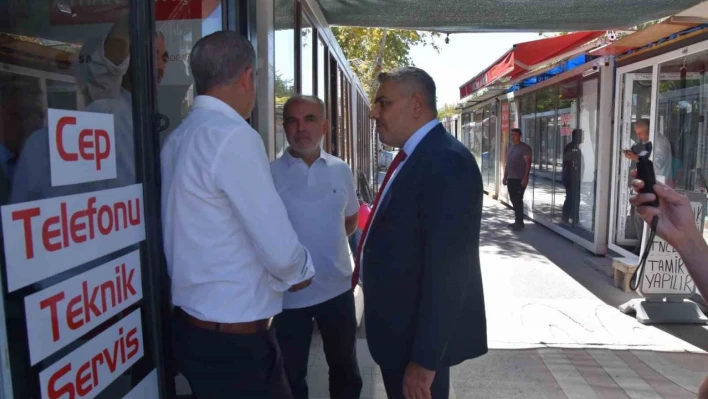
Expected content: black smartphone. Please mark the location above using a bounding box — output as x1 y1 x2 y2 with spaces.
636 150 660 207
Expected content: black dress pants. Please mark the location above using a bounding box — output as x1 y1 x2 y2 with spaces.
172 309 292 399
507 178 526 225
275 289 363 399
381 365 450 399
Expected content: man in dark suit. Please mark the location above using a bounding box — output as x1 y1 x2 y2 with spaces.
353 67 487 399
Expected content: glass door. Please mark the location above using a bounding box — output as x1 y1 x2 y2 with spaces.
612 67 654 254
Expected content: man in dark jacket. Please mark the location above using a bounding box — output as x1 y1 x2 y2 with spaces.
354 67 487 399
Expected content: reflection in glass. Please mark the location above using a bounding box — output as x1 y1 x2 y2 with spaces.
301 15 314 96
555 80 578 225
275 0 296 159
519 94 535 210
577 78 599 234
462 112 472 150
317 36 327 109
533 86 556 219
656 50 708 245
488 104 497 193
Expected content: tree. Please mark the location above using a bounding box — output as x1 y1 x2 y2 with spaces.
332 28 442 100
438 103 457 120
275 72 294 105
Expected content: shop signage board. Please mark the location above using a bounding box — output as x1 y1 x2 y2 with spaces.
1 184 145 292
49 0 221 25
638 192 706 297
48 109 117 187
24 251 143 366
38 309 144 399
501 102 510 135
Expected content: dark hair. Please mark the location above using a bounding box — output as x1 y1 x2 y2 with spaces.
511 128 522 135
377 67 437 115
189 31 255 95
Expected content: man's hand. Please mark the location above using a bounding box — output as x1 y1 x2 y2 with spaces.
288 277 313 292
403 362 436 399
502 176 507 186
623 150 639 162
521 177 528 188
629 169 702 252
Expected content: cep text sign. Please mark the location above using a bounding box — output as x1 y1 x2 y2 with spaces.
24 251 143 365
48 109 116 187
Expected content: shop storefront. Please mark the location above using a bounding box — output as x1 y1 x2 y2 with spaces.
0 1 372 397
456 32 616 255
609 34 708 260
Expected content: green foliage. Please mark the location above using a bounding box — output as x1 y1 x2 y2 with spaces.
275 72 294 105
437 104 457 120
332 27 442 100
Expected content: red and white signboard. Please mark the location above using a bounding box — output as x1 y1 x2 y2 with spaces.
49 0 221 25
39 309 144 399
124 369 159 399
24 251 143 365
1 184 145 292
48 109 117 187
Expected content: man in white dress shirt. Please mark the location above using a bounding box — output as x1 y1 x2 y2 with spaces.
161 31 315 399
271 95 363 399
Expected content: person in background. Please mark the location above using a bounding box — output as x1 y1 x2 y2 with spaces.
503 127 532 230
624 119 674 246
562 129 583 224
623 119 673 184
629 170 708 398
270 94 363 399
357 67 487 399
161 31 314 399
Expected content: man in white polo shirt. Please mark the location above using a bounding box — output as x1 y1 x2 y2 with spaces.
271 95 363 399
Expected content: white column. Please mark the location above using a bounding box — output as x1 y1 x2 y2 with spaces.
255 0 275 159
594 57 616 255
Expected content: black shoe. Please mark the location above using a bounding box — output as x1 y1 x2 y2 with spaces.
512 223 525 231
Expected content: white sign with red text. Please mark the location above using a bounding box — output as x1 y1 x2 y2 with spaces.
48 109 116 187
1 184 145 292
25 251 143 365
39 309 144 399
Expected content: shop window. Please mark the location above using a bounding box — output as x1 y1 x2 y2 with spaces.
553 80 578 225
519 94 536 211
655 51 708 244
275 0 296 159
300 14 314 96
317 36 327 111
577 77 600 234
533 85 557 219
0 2 177 397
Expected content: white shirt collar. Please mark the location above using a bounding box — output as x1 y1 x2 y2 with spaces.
402 119 439 156
283 147 330 167
192 95 245 122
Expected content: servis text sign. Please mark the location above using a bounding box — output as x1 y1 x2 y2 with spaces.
39 309 144 399
1 184 145 292
48 109 117 187
25 251 143 365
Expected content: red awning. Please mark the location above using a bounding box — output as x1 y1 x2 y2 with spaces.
459 31 605 99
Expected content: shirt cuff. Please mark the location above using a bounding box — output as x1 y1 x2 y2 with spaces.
267 247 316 292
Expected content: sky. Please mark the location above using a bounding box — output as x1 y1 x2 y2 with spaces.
408 32 544 108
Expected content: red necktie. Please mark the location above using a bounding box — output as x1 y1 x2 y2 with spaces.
352 150 407 288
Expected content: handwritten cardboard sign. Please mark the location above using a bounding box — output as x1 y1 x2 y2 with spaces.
638 192 705 297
